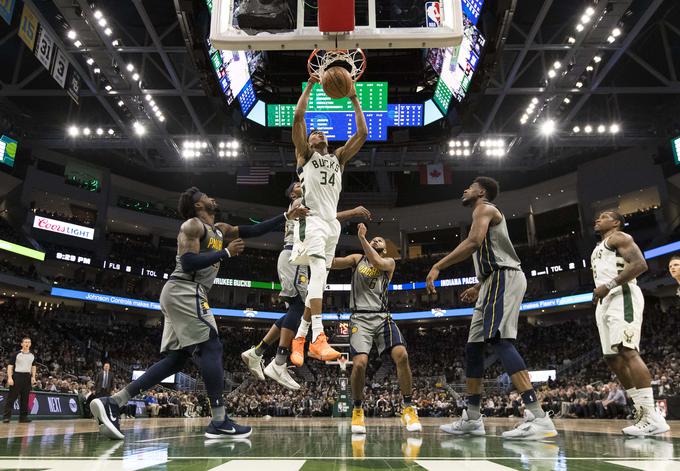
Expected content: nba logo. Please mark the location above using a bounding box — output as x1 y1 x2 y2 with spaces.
426 2 441 27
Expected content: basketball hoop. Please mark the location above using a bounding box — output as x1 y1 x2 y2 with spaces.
307 49 367 82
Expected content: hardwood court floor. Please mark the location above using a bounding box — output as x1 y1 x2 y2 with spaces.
0 416 678 470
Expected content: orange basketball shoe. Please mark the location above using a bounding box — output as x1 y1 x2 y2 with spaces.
308 332 341 361
290 337 306 367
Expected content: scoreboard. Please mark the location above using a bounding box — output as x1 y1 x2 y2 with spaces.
303 82 388 112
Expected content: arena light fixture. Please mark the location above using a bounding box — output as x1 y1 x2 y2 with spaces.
145 95 152 101
104 85 112 91
73 40 82 48
593 55 602 63
576 24 584 32
610 123 620 134
117 100 124 107
548 70 556 78
586 65 594 72
463 149 471 156
531 97 539 105
67 30 77 40
98 18 107 27
553 61 562 70
448 150 454 156
94 10 103 19
104 28 112 36
585 6 595 16
86 58 94 65
584 125 593 133
606 35 615 44
132 73 140 81
112 39 120 47
463 140 469 147
575 81 583 88
567 36 576 44
94 67 101 74
573 126 580 133
612 28 621 37
96 128 104 136
126 64 134 72
107 128 115 135
68 126 79 137
133 122 146 136
83 127 91 136
580 14 590 24
540 119 556 136
563 97 571 104
149 100 156 107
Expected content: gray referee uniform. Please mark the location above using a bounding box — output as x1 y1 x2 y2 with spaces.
277 201 309 302
3 351 35 420
468 203 526 343
349 257 405 357
160 222 223 352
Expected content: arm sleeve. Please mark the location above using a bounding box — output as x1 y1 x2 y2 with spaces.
7 353 16 368
237 213 286 239
180 250 228 272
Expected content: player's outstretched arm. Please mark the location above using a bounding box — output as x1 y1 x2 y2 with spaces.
336 84 367 168
222 204 309 240
331 254 362 270
357 223 395 276
337 206 371 222
426 205 495 294
293 78 318 164
592 232 648 302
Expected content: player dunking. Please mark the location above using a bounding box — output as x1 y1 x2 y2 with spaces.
289 75 368 364
90 187 306 440
331 223 422 433
591 210 669 436
241 182 371 389
426 177 557 440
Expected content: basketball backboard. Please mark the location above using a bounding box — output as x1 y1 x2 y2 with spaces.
210 0 463 51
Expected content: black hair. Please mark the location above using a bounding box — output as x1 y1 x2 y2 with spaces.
21 336 31 343
670 255 680 262
602 210 625 229
103 360 111 366
474 176 500 201
178 187 202 220
284 182 297 199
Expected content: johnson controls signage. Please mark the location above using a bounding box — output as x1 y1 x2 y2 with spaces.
33 215 94 240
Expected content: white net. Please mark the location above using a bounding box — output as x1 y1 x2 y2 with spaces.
307 49 367 81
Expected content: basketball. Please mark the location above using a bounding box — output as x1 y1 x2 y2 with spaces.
322 66 353 99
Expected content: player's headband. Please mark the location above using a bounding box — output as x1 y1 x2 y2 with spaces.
191 190 205 203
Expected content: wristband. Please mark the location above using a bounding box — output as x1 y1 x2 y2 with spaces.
605 279 619 290
225 248 231 258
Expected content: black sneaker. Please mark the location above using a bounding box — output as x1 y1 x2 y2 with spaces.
204 417 252 439
2 418 9 424
18 418 31 423
90 397 124 440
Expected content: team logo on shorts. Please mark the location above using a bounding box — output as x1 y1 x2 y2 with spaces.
623 329 634 343
298 274 308 285
351 326 358 334
202 301 210 313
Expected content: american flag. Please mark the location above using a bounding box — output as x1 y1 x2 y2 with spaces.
236 167 270 185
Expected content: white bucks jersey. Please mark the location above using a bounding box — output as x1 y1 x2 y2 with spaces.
591 235 637 286
298 151 342 221
283 201 297 247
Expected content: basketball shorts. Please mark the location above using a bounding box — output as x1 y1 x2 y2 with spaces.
595 283 644 355
349 312 405 357
277 249 309 301
468 269 526 343
159 279 217 353
289 215 341 269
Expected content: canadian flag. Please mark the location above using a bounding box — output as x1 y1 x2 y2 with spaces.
420 163 452 185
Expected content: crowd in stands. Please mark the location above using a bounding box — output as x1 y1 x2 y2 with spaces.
1 295 679 421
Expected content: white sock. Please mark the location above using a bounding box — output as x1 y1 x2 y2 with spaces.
311 315 324 342
296 318 311 339
636 387 655 412
626 387 638 404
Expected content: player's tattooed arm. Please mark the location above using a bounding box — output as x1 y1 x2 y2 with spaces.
215 223 239 241
336 84 368 168
357 223 395 276
426 205 496 294
593 232 648 302
337 206 371 222
179 219 244 271
293 77 318 165
331 253 362 270
177 218 205 256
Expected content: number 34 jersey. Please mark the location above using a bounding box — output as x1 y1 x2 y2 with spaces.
298 151 342 222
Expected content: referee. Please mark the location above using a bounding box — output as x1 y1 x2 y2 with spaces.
2 337 37 423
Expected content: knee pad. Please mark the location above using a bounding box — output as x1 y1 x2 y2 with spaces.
306 256 327 301
492 339 527 376
282 296 304 330
197 335 223 360
465 342 485 378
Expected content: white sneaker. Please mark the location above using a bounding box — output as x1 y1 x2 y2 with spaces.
240 347 265 381
502 410 558 440
622 407 670 436
264 359 301 390
439 410 486 436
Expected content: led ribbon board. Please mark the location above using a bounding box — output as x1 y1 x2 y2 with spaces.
50 287 595 320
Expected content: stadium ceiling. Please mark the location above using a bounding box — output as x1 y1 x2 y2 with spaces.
0 0 678 179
